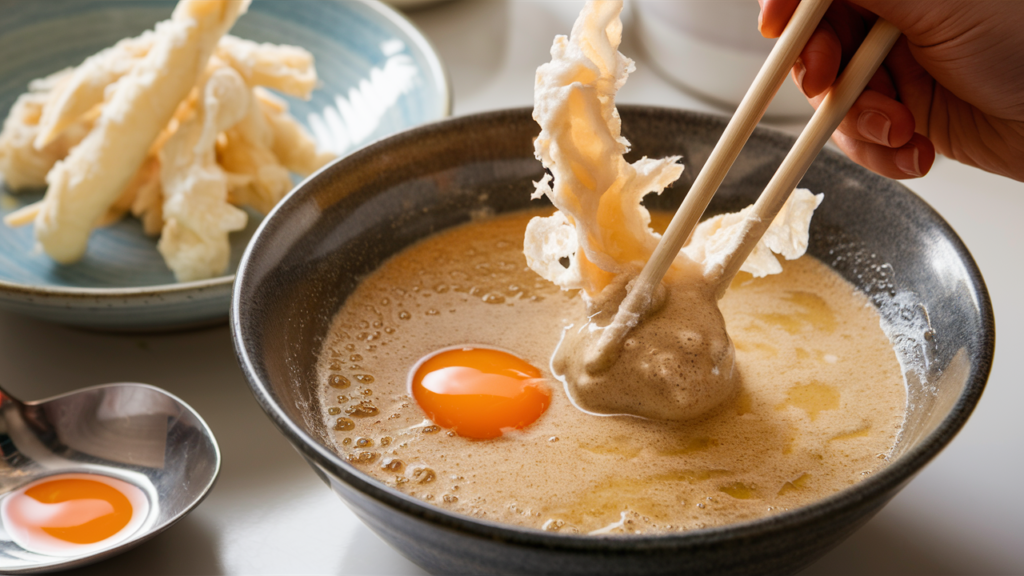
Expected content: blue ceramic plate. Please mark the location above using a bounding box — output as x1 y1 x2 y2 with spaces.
0 0 449 330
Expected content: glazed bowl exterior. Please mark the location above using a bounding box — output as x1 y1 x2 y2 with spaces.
231 107 993 575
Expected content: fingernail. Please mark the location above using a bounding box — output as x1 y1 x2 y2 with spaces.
857 111 892 146
895 146 922 177
792 58 807 95
757 8 764 33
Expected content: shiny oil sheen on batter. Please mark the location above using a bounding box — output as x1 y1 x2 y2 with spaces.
316 210 906 535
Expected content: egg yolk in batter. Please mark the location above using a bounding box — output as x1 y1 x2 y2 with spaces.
411 347 551 439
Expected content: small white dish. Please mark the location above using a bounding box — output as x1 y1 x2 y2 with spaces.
633 0 813 119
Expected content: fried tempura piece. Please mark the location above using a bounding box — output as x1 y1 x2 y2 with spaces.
3 202 41 228
158 65 250 282
527 1 682 296
217 87 293 214
32 32 316 152
215 35 317 99
682 188 824 280
34 0 250 264
0 69 91 191
116 94 200 235
0 0 331 281
129 156 165 236
218 86 334 213
99 174 139 228
100 156 166 230
97 155 166 235
256 88 334 176
34 31 156 150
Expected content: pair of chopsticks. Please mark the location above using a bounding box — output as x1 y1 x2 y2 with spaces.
592 0 900 361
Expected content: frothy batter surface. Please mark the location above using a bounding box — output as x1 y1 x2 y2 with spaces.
316 210 906 535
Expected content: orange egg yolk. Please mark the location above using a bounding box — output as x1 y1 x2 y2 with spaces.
411 347 551 439
22 478 133 544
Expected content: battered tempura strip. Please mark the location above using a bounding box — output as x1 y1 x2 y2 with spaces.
34 0 250 264
218 86 334 213
527 1 683 296
158 66 249 282
256 88 334 176
217 86 293 214
129 157 165 236
215 35 317 99
33 31 156 150
32 33 312 151
0 69 90 191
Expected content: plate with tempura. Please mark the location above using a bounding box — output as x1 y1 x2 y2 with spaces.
0 0 449 330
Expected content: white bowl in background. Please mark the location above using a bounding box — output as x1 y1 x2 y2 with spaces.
634 0 813 119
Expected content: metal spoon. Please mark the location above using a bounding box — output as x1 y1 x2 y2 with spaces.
0 382 220 573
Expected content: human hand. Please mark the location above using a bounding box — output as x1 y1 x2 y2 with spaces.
758 0 1024 182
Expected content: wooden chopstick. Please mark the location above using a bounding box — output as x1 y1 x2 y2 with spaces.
588 0 834 367
715 17 902 290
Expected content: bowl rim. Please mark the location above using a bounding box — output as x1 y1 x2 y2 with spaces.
0 0 452 307
0 275 234 299
231 105 995 550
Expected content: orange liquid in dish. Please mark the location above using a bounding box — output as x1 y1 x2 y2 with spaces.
20 478 133 544
412 347 551 439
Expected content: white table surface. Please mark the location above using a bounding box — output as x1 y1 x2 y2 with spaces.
4 1 1021 574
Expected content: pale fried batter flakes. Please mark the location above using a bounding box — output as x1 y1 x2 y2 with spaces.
0 0 334 281
158 65 250 282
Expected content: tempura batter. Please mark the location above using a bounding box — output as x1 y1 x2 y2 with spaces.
527 1 822 421
316 210 906 535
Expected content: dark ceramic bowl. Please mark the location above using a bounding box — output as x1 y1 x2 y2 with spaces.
230 107 994 575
